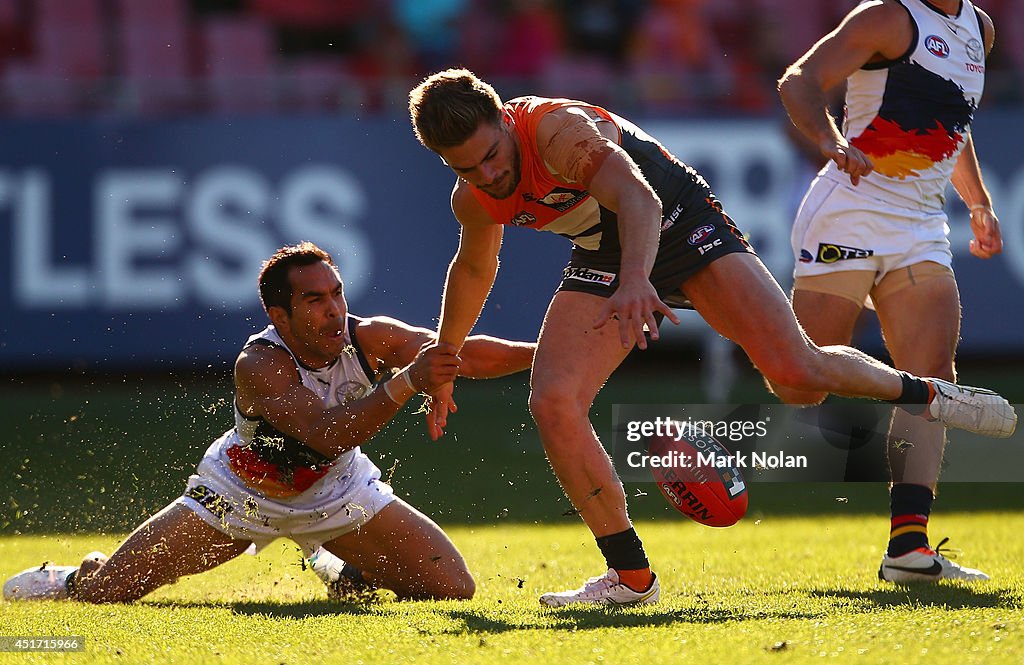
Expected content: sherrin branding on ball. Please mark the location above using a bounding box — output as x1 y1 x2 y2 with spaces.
646 422 748 527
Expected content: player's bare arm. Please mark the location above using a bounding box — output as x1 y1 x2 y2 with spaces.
947 9 1000 260
778 1 913 185
355 315 535 378
952 134 1002 260
424 188 505 439
535 106 679 348
234 341 459 458
440 186 504 352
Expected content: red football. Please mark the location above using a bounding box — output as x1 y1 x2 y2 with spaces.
646 427 748 527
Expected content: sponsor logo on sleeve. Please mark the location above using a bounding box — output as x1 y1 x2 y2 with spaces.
799 249 814 263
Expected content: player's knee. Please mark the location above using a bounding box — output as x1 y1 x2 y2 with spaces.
448 572 476 600
528 386 583 430
72 580 150 604
756 351 823 394
424 568 474 600
770 380 828 406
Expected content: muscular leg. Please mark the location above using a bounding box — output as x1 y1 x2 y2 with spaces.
322 498 474 600
73 502 251 603
874 267 960 488
772 279 870 404
682 253 904 401
528 291 634 537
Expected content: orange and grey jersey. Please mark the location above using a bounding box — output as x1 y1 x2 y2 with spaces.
826 0 985 210
208 316 377 499
469 96 717 253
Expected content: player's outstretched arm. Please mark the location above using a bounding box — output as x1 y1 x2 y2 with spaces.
442 186 504 350
458 334 535 377
234 342 459 457
420 187 504 439
356 315 535 378
777 2 911 185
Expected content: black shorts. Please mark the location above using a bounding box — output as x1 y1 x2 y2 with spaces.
557 200 754 309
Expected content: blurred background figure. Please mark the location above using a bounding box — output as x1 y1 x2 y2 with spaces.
1 0 1021 398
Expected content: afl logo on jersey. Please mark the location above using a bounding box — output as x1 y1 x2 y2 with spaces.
511 211 537 226
688 224 716 246
925 35 950 59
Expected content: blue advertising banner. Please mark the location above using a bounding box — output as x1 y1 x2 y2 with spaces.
1 113 1021 370
0 116 566 370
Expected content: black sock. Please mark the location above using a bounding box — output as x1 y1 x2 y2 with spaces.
887 483 934 557
887 371 931 416
65 569 77 596
595 527 649 571
340 562 369 589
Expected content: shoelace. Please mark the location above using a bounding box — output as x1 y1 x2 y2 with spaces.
933 536 962 560
574 573 617 595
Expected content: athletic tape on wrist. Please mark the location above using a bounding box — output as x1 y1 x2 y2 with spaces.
399 369 416 393
382 378 403 404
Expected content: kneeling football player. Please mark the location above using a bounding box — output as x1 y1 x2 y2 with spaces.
3 243 534 603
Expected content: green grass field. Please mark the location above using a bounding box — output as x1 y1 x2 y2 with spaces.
2 354 1023 663
2 515 1023 664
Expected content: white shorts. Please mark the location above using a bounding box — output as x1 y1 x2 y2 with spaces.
792 175 953 282
178 450 395 556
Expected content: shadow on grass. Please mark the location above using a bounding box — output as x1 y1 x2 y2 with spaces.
145 599 385 618
163 600 821 632
434 606 823 633
809 585 1021 610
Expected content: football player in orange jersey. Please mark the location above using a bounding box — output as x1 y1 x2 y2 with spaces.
408 68 1014 606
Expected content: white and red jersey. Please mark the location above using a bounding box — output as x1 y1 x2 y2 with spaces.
207 317 377 499
824 0 986 211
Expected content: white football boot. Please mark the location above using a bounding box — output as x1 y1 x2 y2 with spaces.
539 569 660 607
308 547 371 600
3 564 77 601
925 378 1016 438
878 539 989 583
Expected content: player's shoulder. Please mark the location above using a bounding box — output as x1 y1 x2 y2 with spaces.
352 314 418 340
451 180 496 226
973 4 995 50
350 314 432 367
832 0 914 54
235 340 298 392
353 314 431 345
839 0 913 32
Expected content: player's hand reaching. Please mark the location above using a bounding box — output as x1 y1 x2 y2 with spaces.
425 381 457 441
407 342 461 394
822 138 873 186
592 278 681 350
968 205 1002 259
